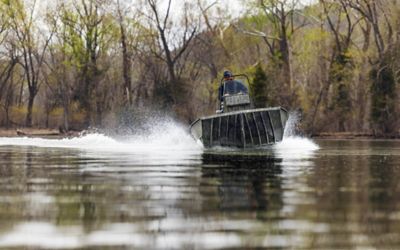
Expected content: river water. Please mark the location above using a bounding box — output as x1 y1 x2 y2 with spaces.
0 121 399 249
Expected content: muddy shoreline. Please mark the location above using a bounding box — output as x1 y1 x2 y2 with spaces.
0 128 81 138
0 128 398 140
311 132 400 140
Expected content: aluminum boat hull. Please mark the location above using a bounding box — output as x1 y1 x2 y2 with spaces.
190 107 288 148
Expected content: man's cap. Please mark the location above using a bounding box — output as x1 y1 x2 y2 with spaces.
223 71 232 78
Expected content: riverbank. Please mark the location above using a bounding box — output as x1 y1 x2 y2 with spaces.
0 128 398 140
0 128 81 138
311 132 400 140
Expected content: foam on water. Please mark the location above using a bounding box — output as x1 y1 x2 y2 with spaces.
273 111 319 160
0 121 202 155
0 112 319 159
275 137 319 151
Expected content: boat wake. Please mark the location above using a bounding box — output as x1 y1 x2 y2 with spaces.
0 111 318 160
0 120 202 156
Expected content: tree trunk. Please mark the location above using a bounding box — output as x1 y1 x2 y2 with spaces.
26 93 35 127
5 87 13 129
61 62 69 132
279 32 292 90
18 80 24 107
120 22 132 106
45 112 49 128
5 105 10 128
96 100 102 127
63 104 69 131
82 67 92 127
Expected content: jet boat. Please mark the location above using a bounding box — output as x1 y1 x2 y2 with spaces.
189 74 288 148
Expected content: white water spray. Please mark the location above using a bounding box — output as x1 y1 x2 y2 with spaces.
283 111 302 138
0 112 319 158
0 120 202 156
273 111 319 160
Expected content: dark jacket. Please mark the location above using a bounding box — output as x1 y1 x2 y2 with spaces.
219 80 248 101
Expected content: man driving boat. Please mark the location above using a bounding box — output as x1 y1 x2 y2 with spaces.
218 71 249 112
219 71 248 100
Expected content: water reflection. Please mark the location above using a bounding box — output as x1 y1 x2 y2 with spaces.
0 139 400 249
201 153 283 212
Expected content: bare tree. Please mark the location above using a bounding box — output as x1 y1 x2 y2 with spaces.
0 45 18 128
343 0 388 57
310 0 360 132
145 0 198 105
192 0 246 115
116 0 133 106
44 4 73 131
344 0 398 135
236 0 308 106
6 0 53 127
62 0 111 126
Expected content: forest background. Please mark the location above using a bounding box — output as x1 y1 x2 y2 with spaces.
0 0 398 137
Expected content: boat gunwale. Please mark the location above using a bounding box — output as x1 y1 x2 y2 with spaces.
189 106 288 130
197 106 287 121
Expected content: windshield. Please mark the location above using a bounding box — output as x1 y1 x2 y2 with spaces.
224 80 248 95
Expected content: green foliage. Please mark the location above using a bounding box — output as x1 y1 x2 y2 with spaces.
250 63 268 108
329 52 353 131
334 83 351 111
241 14 268 31
56 1 116 126
370 58 397 135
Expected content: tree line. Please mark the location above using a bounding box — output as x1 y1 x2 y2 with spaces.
0 0 398 137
